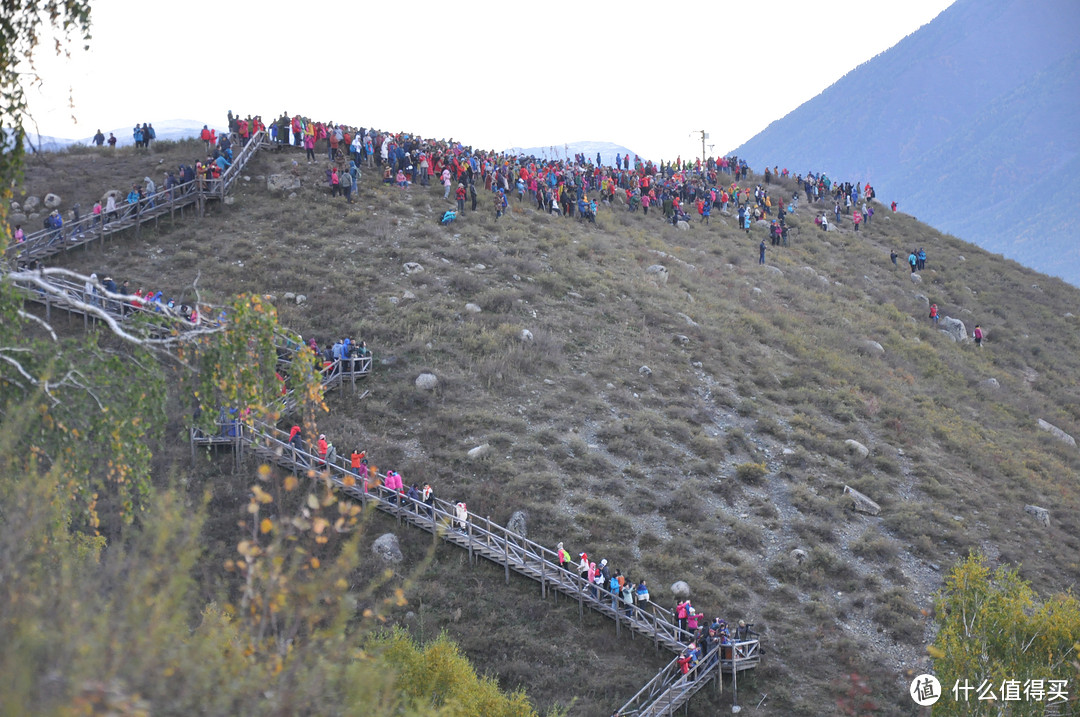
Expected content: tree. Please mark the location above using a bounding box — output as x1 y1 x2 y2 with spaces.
1 1 92 226
930 553 1080 716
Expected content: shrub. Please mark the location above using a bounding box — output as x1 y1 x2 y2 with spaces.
735 461 767 483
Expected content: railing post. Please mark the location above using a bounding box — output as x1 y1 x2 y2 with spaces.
467 520 473 565
541 558 546 599
503 537 510 585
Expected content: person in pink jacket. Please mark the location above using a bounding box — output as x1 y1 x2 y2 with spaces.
853 208 862 232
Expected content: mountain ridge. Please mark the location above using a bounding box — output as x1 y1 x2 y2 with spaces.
732 0 1080 286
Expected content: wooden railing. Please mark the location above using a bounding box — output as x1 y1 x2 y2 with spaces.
202 411 760 676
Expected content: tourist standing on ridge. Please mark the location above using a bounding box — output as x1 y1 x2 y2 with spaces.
93 129 104 146
890 249 898 267
759 239 767 265
973 324 984 347
908 250 918 274
929 303 939 324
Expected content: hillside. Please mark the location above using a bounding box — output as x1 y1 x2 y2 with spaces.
732 0 1080 287
15 139 1080 715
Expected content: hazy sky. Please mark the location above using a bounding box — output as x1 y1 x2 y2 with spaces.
23 0 956 161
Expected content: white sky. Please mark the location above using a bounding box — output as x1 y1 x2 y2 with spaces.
23 0 956 162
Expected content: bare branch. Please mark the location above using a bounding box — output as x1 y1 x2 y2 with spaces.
48 369 104 410
17 308 58 341
5 266 225 349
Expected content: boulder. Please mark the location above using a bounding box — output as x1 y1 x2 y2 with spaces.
645 264 669 284
372 533 404 564
843 485 881 515
520 329 534 342
860 340 885 356
43 193 62 209
910 273 922 284
402 290 417 300
674 334 689 346
464 303 482 313
295 294 307 305
1036 419 1076 447
765 265 783 276
223 196 235 205
676 221 690 231
979 377 1000 390
243 175 251 182
1024 504 1051 528
403 262 424 274
507 510 528 537
677 313 700 328
287 192 297 200
844 439 869 459
467 444 490 459
9 201 19 212
939 316 968 343
639 365 652 376
670 580 691 599
415 373 438 391
283 292 296 301
22 196 40 212
789 548 808 564
9 213 27 227
266 174 301 193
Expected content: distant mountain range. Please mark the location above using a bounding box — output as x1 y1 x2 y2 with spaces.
508 141 640 167
732 0 1080 287
24 119 227 152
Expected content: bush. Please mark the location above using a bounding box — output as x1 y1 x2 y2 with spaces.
735 461 767 483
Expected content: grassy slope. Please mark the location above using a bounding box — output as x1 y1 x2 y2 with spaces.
20 140 1080 716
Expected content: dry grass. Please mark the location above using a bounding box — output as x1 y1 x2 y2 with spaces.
19 150 1080 716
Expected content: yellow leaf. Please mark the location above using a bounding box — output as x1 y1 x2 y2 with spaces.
307 494 319 510
260 518 273 534
247 501 259 514
343 475 356 487
310 557 320 569
313 517 329 535
284 475 298 491
257 464 271 481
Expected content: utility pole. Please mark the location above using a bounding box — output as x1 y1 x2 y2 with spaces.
695 129 709 163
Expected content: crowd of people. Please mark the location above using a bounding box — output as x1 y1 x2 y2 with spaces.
79 270 205 323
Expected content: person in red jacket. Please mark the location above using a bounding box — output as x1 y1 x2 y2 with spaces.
316 433 328 467
455 183 467 213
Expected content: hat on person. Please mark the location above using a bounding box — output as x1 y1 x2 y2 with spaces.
319 433 326 439
600 558 607 566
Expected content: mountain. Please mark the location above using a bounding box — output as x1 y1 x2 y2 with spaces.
24 118 227 151
732 0 1080 286
15 139 1080 715
508 140 640 167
